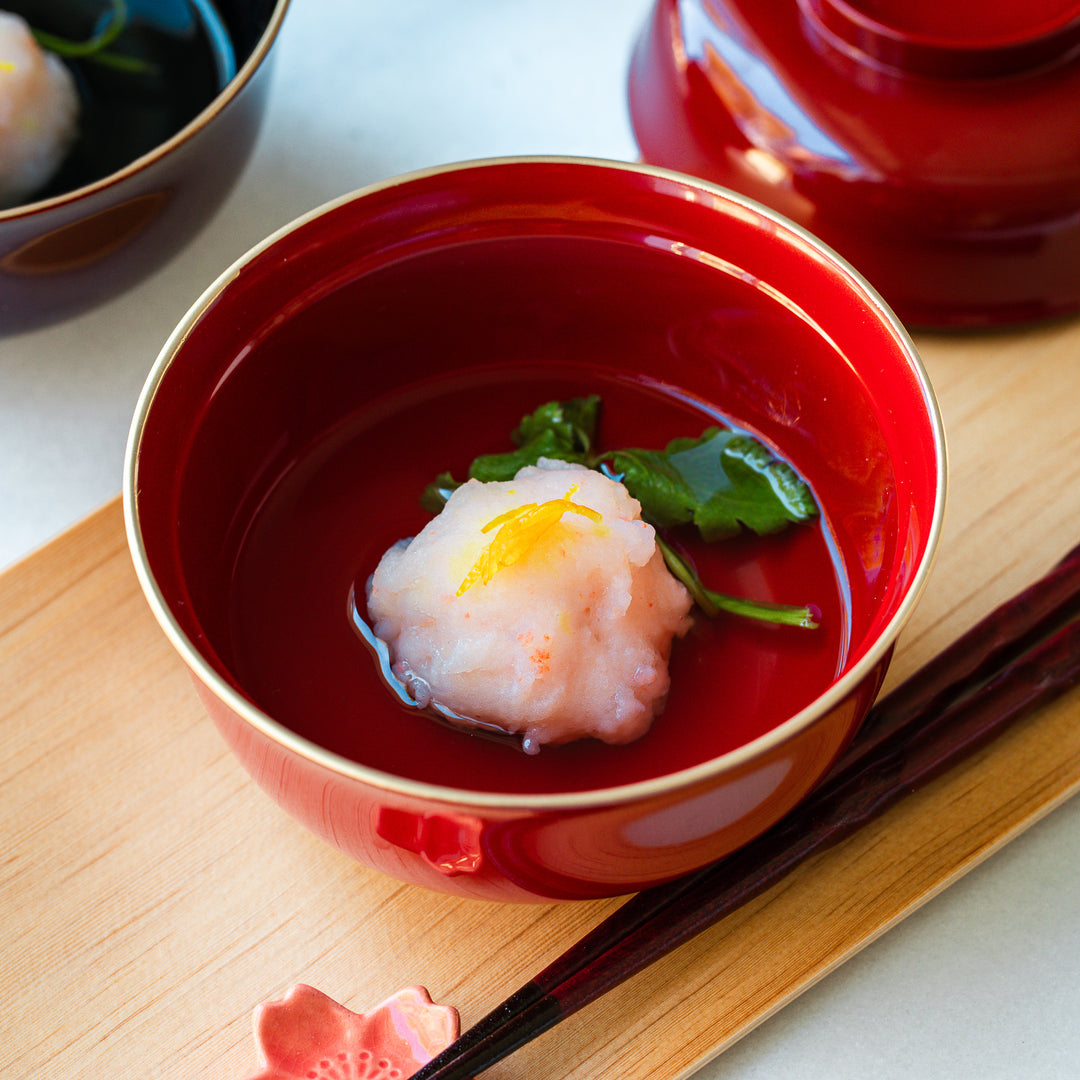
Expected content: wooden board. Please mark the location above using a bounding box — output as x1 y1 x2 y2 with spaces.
4 321 1080 1080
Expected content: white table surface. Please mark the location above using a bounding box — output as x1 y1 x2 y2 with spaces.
2 2 1078 1077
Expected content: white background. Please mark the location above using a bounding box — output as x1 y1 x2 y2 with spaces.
2 2 1078 1077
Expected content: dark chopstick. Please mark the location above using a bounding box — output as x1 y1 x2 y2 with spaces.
412 543 1080 1080
832 539 1080 769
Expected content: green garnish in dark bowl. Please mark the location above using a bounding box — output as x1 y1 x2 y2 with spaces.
30 0 155 74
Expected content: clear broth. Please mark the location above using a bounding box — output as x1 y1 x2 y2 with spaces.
223 369 852 795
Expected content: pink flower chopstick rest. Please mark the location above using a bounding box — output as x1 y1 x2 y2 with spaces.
245 984 459 1080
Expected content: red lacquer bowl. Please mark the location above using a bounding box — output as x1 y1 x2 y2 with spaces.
124 157 946 902
0 0 289 335
628 0 1080 328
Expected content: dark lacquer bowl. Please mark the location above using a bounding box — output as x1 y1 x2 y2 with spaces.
0 0 289 334
629 0 1080 328
124 157 946 902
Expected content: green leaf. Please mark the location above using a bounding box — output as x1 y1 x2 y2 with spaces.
466 395 599 482
418 395 820 630
604 448 698 528
419 471 461 514
512 394 600 454
665 429 818 542
605 426 818 542
468 427 587 482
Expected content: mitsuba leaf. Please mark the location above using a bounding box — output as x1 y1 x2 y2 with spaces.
419 471 461 514
603 448 697 529
418 396 819 629
611 427 818 542
667 429 817 541
466 395 600 483
710 434 818 536
468 427 586 482
420 396 601 507
512 395 600 454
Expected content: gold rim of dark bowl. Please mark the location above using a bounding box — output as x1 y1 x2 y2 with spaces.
0 0 292 223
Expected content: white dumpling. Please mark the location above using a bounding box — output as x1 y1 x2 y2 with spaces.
0 11 80 208
367 459 694 752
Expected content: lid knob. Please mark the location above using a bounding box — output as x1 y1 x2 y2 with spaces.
800 0 1080 76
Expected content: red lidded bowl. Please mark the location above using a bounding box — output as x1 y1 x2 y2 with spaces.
629 0 1080 327
124 157 946 901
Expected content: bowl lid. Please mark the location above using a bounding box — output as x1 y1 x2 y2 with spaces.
801 0 1080 76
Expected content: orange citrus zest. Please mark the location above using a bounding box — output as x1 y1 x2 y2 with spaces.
457 485 601 596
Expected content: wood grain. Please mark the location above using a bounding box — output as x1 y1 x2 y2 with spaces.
3 321 1080 1080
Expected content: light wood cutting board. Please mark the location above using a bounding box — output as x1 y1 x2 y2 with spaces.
3 322 1080 1079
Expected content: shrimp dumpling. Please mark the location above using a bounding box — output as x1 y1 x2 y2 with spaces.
367 460 694 751
0 11 80 208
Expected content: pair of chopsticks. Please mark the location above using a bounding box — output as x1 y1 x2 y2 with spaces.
412 542 1080 1080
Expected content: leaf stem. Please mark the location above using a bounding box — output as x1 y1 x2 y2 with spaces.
30 0 155 74
657 536 819 629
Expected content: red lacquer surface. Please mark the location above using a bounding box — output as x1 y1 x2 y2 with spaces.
628 0 1080 327
128 159 944 899
219 285 855 796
